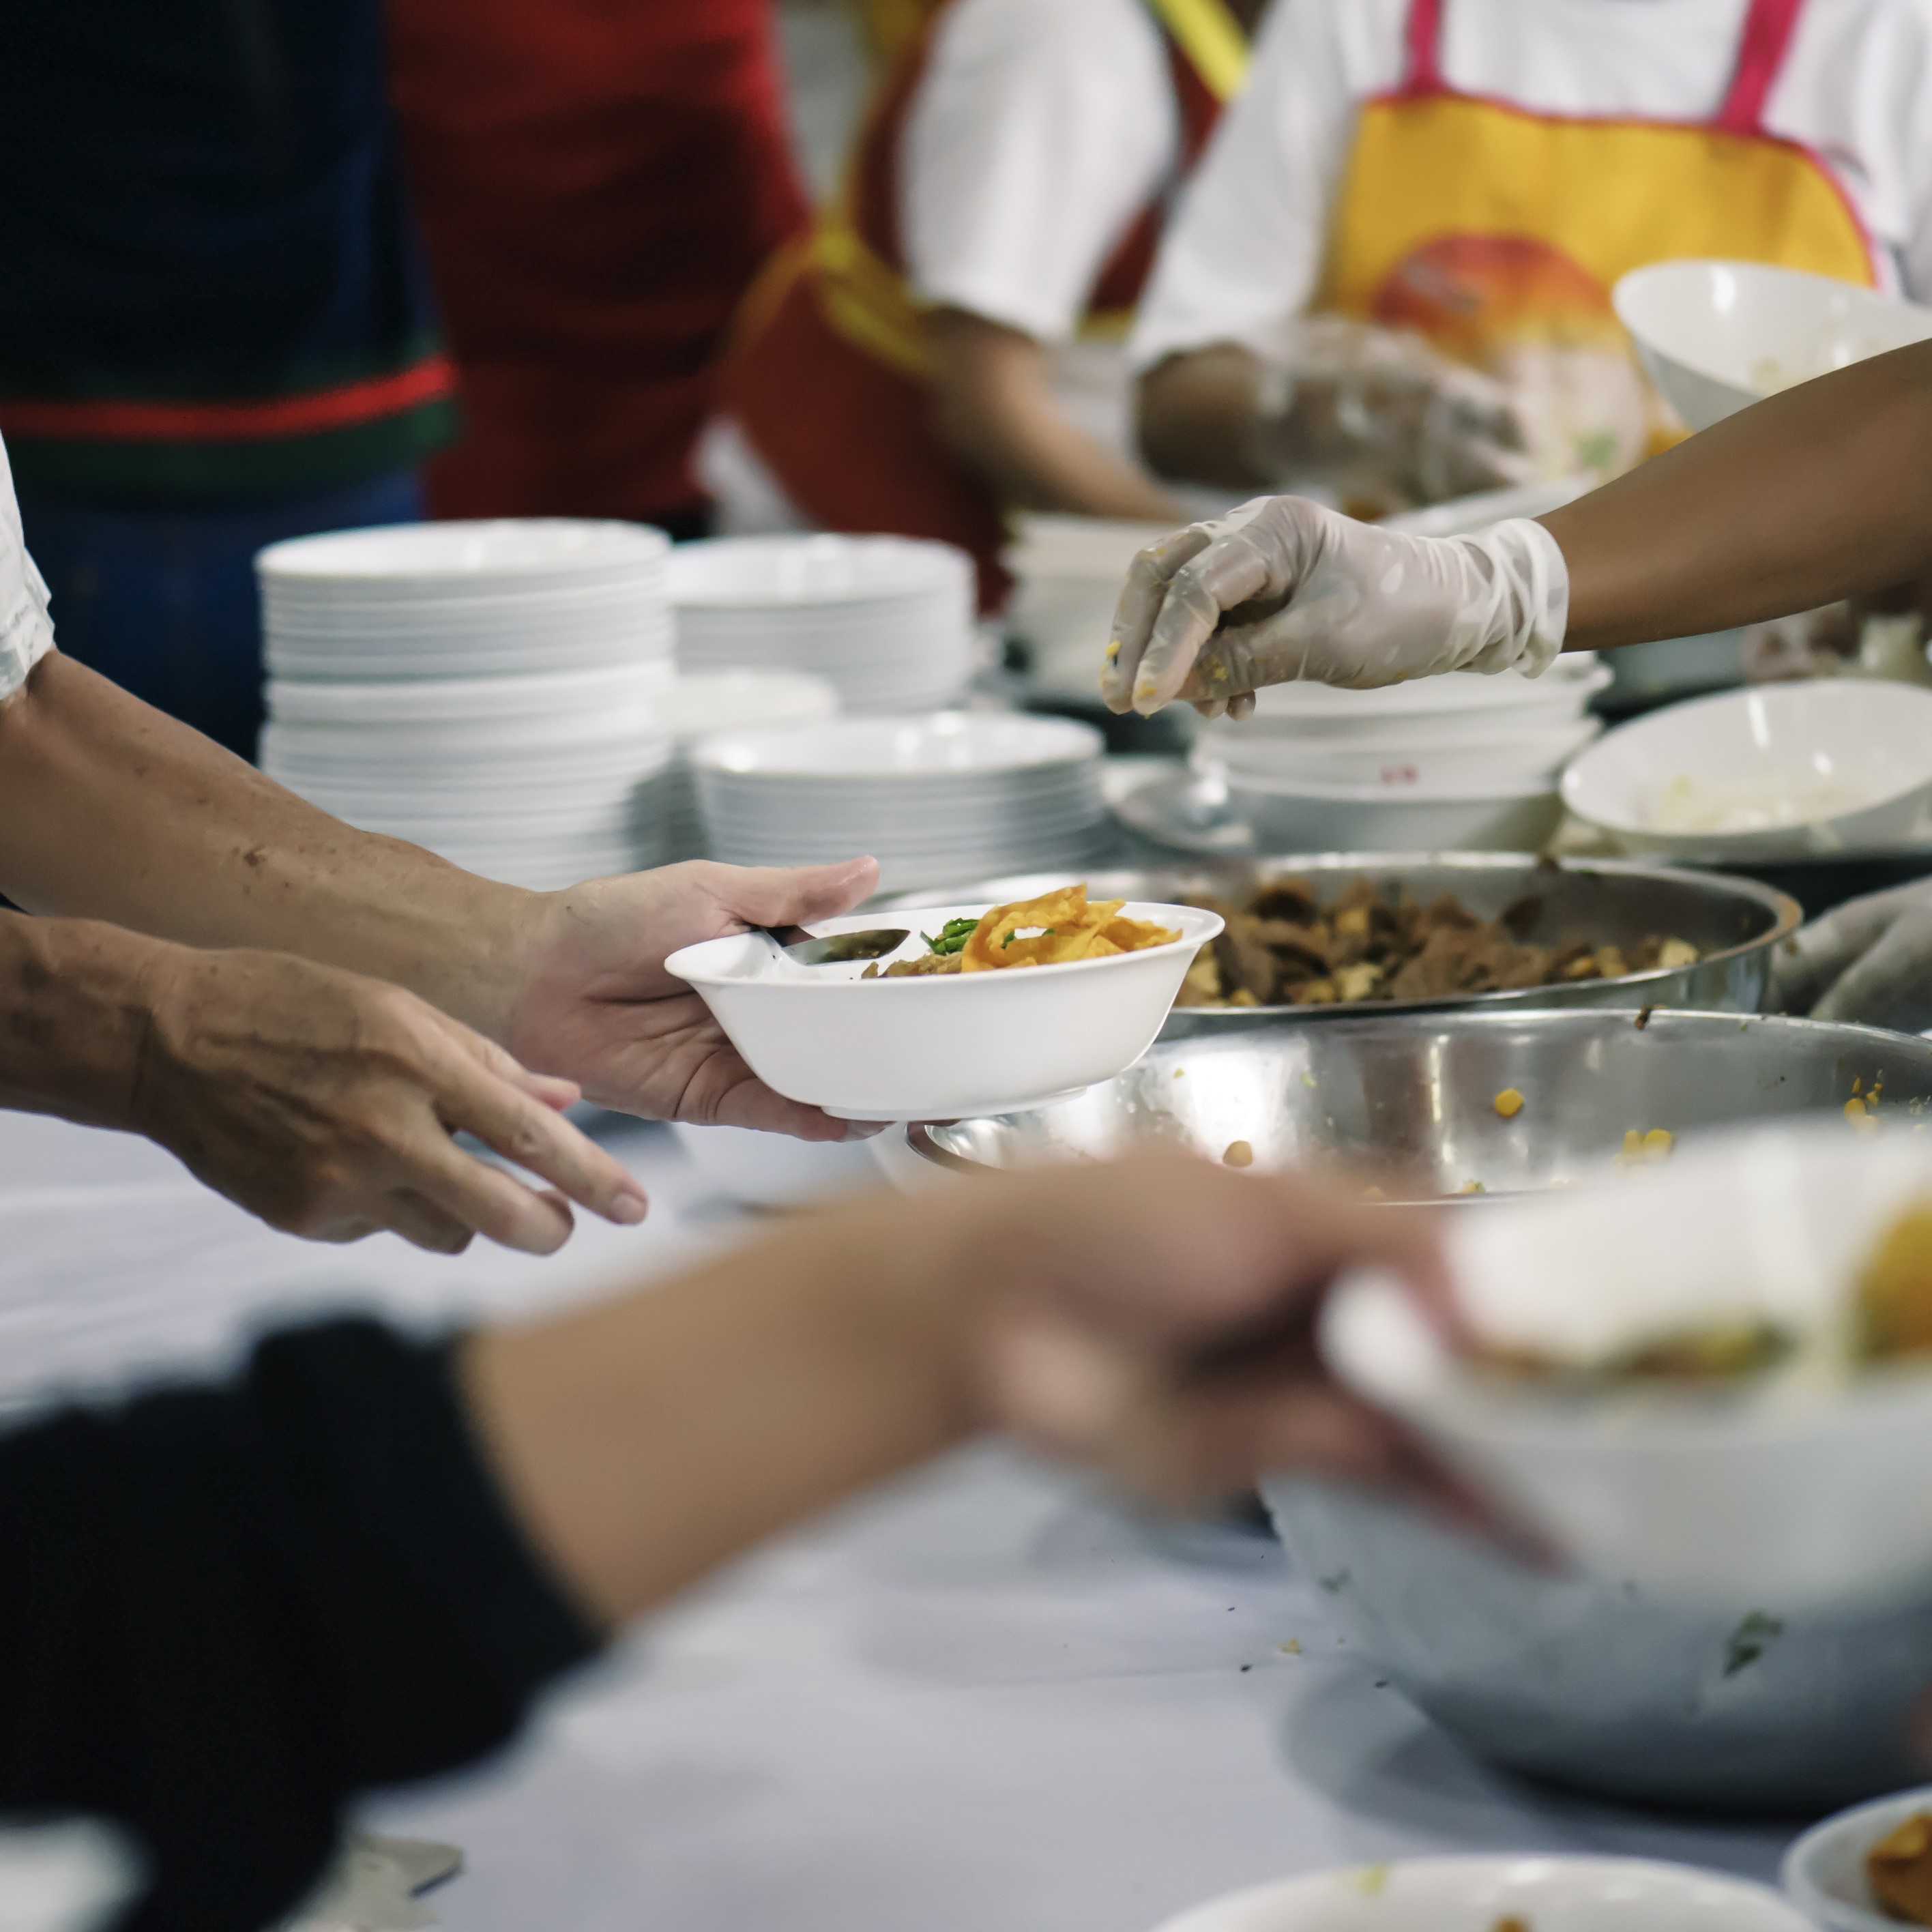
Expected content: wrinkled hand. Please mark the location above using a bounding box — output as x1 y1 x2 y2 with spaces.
507 857 880 1141
1099 495 1570 718
1771 880 1932 1032
932 1147 1458 1511
1250 318 1534 509
132 948 647 1254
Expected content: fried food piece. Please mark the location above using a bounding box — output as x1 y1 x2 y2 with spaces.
1854 1203 1932 1361
1493 1088 1525 1119
864 952 963 978
1223 1139 1255 1169
957 886 1180 973
1868 1811 1932 1924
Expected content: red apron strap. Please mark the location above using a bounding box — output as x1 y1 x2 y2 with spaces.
1399 0 1446 96
1715 0 1807 135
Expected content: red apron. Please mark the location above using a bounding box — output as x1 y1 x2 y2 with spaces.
720 0 1244 613
387 0 807 530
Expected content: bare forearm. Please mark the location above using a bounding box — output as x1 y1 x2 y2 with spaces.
926 309 1183 521
1137 344 1277 491
1544 340 1932 650
0 654 539 1038
458 1192 976 1627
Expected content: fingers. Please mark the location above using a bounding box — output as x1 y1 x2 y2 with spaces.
1100 523 1214 712
381 1190 478 1257
714 856 882 931
439 1048 649 1227
404 1128 581 1255
1810 910 1932 1031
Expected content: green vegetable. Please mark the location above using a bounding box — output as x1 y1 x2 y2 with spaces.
922 917 980 958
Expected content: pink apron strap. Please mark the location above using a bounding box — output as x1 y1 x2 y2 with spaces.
1715 0 1808 135
1398 0 1446 96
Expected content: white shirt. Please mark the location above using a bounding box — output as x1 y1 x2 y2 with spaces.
1131 0 1932 369
901 0 1180 344
0 435 53 703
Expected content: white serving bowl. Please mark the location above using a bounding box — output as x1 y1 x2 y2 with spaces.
1562 681 1932 862
1613 260 1932 432
259 516 669 591
1152 1857 1811 1932
1223 774 1563 852
667 1122 886 1210
1204 718 1599 791
1783 1786 1932 1932
1321 1117 1932 1615
666 901 1223 1121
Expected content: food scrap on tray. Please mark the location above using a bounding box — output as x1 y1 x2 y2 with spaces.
1174 876 1699 1009
862 886 1181 978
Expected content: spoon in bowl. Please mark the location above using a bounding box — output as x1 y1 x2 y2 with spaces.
750 924 911 968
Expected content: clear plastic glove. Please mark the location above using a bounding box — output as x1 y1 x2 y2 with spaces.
1770 880 1932 1032
1099 495 1569 718
1248 317 1536 508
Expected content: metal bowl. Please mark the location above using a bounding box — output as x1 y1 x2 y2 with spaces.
875 855 1800 1032
909 1010 1932 1201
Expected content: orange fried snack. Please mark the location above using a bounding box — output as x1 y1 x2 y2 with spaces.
1856 1204 1932 1361
1867 1811 1932 1924
958 885 1181 973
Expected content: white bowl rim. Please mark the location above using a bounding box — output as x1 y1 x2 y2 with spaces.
667 532 974 605
1781 1783 1932 1932
690 711 1103 778
258 517 669 582
667 901 1221 991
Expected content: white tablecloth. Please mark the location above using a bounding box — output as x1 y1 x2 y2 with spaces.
0 1109 1795 1932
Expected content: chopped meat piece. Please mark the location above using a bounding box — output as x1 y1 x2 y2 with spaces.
1212 926 1279 1005
1249 878 1321 925
864 952 963 978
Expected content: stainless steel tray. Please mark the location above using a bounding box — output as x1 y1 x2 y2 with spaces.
876 853 1800 1029
909 1008 1932 1201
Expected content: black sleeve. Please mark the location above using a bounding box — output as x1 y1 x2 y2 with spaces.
0 1317 602 1932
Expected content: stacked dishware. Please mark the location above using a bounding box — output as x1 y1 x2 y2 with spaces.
1002 513 1175 699
650 670 840 862
667 534 975 714
690 712 1107 892
257 520 677 890
1192 656 1609 852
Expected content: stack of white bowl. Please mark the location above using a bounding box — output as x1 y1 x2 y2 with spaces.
1193 657 1610 851
1003 513 1177 699
258 520 677 890
668 534 975 714
649 670 840 862
691 712 1107 892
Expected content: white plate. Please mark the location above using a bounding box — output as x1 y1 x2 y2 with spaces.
668 533 971 604
1783 1785 1932 1931
1153 1857 1811 1932
668 900 1219 1119
692 712 1100 781
265 664 673 725
258 518 669 588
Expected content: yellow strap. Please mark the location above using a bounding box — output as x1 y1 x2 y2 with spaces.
1143 0 1250 103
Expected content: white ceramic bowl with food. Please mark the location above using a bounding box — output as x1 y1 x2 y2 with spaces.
1151 1857 1811 1932
1783 1785 1932 1932
1562 680 1932 863
1223 773 1564 853
666 901 1223 1121
1320 1117 1932 1615
1613 260 1932 432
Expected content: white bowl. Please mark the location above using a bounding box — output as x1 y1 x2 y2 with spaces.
1152 1857 1811 1932
1223 774 1562 852
691 711 1100 782
667 1122 885 1209
667 533 972 605
1321 1117 1932 1615
666 901 1223 1121
1242 658 1609 725
1562 681 1932 862
258 517 669 589
1613 261 1932 432
1205 719 1600 791
1783 1786 1932 1932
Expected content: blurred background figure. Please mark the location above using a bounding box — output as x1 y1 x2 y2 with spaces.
387 0 806 541
707 0 1263 614
1133 0 1932 518
0 0 450 759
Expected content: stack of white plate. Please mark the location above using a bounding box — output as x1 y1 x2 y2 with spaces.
1193 656 1611 852
259 518 674 679
1003 513 1176 699
668 534 974 714
649 671 841 862
257 519 680 892
691 712 1107 892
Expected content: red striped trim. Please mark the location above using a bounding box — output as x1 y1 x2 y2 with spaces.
1401 0 1445 95
1716 0 1808 136
0 355 455 444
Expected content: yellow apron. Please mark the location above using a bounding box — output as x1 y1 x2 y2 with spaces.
1316 0 1876 478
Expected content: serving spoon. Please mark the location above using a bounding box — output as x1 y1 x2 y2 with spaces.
750 924 911 967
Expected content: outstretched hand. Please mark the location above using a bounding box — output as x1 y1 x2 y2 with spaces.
507 858 881 1141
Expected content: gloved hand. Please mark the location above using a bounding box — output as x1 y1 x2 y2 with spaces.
1099 495 1570 718
1770 879 1932 1032
1247 317 1536 508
